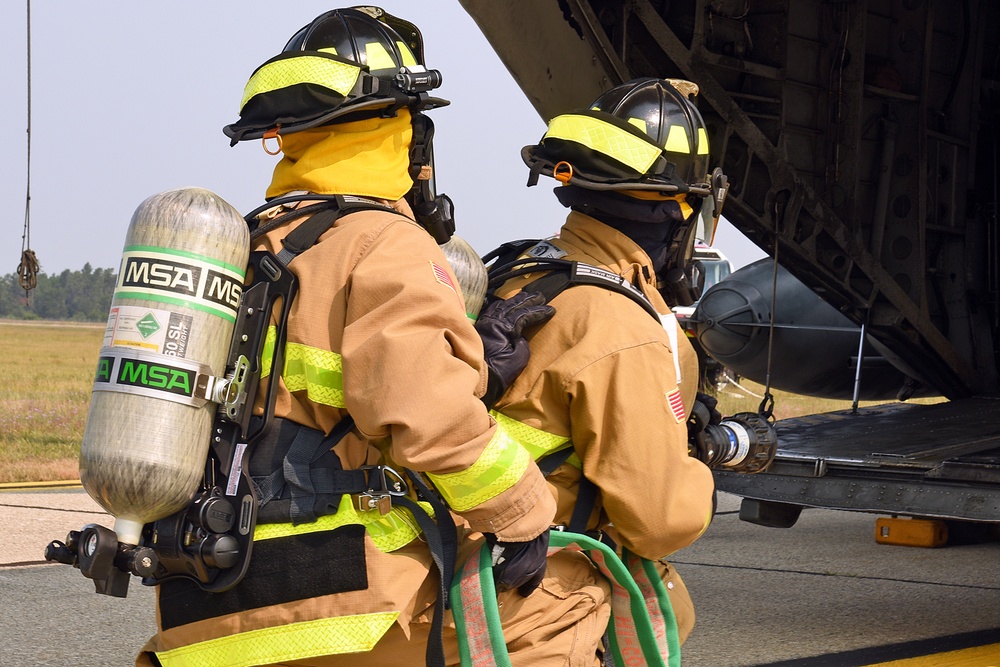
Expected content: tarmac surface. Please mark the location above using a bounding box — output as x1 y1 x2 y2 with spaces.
2 485 999 666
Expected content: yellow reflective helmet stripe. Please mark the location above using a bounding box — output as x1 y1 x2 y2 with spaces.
260 326 347 408
365 41 396 70
396 41 418 67
240 55 361 112
427 423 532 512
154 612 399 667
254 494 432 553
664 125 709 155
664 124 691 153
545 114 662 176
491 410 581 468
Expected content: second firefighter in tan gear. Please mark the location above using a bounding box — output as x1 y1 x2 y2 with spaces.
491 214 714 644
490 76 723 650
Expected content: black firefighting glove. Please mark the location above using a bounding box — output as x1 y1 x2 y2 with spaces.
475 291 555 408
688 391 722 462
484 530 550 597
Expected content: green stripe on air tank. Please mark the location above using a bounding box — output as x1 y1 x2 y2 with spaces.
123 245 247 276
111 290 238 323
116 248 245 322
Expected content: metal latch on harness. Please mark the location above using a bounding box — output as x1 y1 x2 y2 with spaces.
357 465 409 515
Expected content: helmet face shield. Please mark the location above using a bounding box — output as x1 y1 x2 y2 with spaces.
693 199 718 246
692 168 729 246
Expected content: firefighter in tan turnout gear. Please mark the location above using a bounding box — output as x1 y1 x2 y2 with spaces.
136 8 573 667
486 77 725 659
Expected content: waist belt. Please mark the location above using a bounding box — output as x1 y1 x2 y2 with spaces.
247 415 457 667
251 415 380 524
451 530 680 667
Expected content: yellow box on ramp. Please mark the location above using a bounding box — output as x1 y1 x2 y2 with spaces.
875 517 948 547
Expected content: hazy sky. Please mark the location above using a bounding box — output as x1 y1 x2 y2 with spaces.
1 1 766 276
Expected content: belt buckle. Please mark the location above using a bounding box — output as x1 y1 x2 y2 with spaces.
357 465 408 515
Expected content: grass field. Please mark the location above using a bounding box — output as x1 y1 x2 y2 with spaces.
0 320 104 483
0 320 938 484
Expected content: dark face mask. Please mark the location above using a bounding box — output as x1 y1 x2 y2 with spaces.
553 185 687 275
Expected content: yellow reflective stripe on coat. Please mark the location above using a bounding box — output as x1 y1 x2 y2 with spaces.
490 410 580 467
260 325 346 408
260 325 277 378
155 612 399 667
545 114 662 175
240 54 361 111
254 494 432 553
284 341 346 407
427 423 532 512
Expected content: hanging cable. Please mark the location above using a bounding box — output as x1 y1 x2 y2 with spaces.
757 243 777 418
757 199 784 420
850 309 871 414
18 0 39 298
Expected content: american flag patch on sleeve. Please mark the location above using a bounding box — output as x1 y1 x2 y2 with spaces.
667 389 686 422
431 261 457 294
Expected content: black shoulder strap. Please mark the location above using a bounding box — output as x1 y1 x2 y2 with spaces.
248 194 399 267
481 238 542 268
275 207 344 265
536 446 575 476
535 444 598 533
487 254 662 322
568 477 599 533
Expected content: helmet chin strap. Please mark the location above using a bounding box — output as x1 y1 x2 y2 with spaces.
659 209 705 307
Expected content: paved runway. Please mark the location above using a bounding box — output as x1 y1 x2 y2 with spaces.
678 498 1000 666
2 486 999 666
0 485 155 667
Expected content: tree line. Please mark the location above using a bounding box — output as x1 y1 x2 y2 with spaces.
0 264 117 321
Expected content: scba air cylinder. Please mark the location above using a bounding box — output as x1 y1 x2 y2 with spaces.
79 187 250 546
439 234 487 320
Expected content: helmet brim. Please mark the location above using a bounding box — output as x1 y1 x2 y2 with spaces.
224 94 449 144
521 144 711 196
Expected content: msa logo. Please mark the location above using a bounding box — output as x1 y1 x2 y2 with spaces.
204 269 242 310
116 359 196 397
95 356 115 383
122 257 200 297
117 249 245 321
94 352 205 405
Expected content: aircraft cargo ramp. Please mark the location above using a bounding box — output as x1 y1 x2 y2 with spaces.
716 398 1000 524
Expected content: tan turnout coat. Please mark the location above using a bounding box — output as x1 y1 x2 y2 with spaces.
139 199 555 667
492 211 717 643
